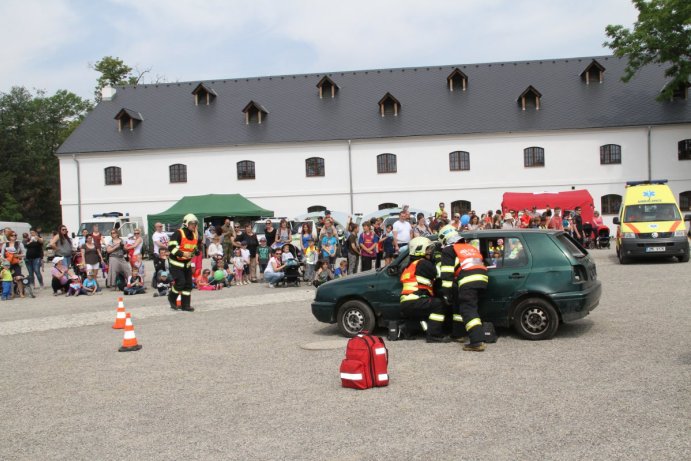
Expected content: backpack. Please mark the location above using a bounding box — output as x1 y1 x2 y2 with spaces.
3 242 20 265
340 332 389 390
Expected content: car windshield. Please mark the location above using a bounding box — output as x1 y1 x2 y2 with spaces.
556 232 587 258
292 221 312 233
78 222 112 234
253 223 267 234
623 204 681 222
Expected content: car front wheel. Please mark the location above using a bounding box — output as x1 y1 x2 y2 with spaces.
337 300 376 337
512 298 559 340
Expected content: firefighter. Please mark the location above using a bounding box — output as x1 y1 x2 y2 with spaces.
399 237 450 342
438 224 489 351
167 213 202 312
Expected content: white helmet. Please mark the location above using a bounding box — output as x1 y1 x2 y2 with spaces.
438 224 461 246
408 237 433 257
183 213 199 228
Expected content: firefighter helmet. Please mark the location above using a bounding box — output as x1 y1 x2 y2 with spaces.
408 237 433 257
438 224 461 246
182 213 199 228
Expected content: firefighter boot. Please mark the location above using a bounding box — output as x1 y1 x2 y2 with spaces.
181 294 194 312
168 291 180 310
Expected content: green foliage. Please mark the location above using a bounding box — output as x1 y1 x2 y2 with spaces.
0 87 92 229
604 0 691 101
92 56 146 101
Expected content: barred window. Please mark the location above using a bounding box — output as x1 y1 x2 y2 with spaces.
680 191 691 211
524 147 545 167
237 160 255 180
601 194 622 215
305 157 325 177
679 139 691 160
449 151 470 171
104 166 122 185
377 153 397 174
169 163 187 183
600 144 621 164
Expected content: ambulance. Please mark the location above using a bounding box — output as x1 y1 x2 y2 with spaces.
613 180 690 264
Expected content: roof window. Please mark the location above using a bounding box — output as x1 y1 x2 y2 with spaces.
378 93 400 117
580 60 605 84
517 86 542 111
242 101 269 124
192 83 217 105
114 108 143 131
316 76 339 98
447 68 468 91
670 82 689 101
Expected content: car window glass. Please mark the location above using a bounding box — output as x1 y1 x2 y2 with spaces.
503 237 528 268
624 204 680 222
556 233 587 258
253 223 267 234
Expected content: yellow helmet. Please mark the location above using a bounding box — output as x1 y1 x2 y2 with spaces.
408 237 433 257
438 224 461 246
183 213 199 227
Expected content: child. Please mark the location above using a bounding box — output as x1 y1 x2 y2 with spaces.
67 274 83 296
1 261 13 300
257 238 271 281
382 224 395 266
82 271 101 295
334 260 348 278
197 269 215 291
232 248 245 286
124 267 146 295
153 271 171 297
312 261 333 287
240 242 251 285
304 239 318 282
281 245 295 263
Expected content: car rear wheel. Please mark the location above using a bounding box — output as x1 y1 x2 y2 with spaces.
512 298 559 340
617 248 629 265
337 300 376 337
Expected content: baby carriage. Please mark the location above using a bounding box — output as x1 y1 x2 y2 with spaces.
280 243 302 287
595 225 611 249
581 223 596 249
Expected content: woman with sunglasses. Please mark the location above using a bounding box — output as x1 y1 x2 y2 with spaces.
50 225 73 269
125 229 145 281
106 230 131 290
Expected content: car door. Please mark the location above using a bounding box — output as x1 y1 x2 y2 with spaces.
366 254 408 321
478 236 530 323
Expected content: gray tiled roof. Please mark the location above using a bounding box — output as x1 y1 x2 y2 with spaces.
57 56 691 155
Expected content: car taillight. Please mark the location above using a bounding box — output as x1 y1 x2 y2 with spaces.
573 265 588 282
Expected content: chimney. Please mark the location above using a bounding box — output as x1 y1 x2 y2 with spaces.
101 85 116 101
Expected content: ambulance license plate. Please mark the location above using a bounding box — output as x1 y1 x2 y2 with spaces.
646 247 665 252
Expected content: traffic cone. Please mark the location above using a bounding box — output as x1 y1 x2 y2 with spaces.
176 294 182 309
118 313 142 352
111 297 126 329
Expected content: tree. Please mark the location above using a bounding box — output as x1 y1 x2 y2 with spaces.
604 0 691 101
0 87 92 230
92 56 151 101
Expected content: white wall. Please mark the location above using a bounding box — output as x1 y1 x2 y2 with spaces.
59 124 691 233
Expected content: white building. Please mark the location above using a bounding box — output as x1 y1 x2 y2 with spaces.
57 56 691 231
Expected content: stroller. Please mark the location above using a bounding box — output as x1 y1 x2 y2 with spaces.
280 243 303 287
581 223 596 249
595 225 611 249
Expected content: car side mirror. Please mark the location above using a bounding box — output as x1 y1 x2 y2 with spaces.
684 214 691 222
387 265 400 276
612 217 620 225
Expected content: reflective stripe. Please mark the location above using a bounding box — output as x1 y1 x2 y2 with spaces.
441 281 453 288
440 266 454 273
181 291 191 296
123 330 136 340
466 318 482 330
400 294 421 302
375 348 386 355
420 320 428 331
461 258 484 270
402 282 417 290
429 313 445 322
340 373 363 380
169 241 179 248
171 286 179 294
416 276 432 285
378 373 388 381
453 314 464 322
169 259 186 268
458 273 489 286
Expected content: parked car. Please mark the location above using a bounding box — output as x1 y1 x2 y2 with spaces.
311 229 601 340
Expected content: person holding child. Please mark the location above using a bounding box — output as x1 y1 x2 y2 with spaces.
264 248 286 288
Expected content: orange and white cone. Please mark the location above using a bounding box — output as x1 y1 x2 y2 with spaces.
118 313 142 352
176 294 182 309
111 297 126 329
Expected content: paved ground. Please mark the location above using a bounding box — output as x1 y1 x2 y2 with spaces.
1 250 689 460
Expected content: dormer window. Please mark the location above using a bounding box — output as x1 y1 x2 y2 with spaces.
242 100 269 124
378 93 400 117
580 59 605 84
316 76 339 98
670 82 689 101
114 108 143 131
191 83 217 106
447 68 468 91
517 86 542 111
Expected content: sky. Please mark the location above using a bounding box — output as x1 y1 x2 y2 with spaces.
0 0 639 101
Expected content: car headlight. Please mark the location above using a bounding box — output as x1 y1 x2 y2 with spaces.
621 232 636 239
674 230 687 237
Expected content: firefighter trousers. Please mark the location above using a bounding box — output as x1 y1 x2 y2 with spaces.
169 264 193 308
400 297 447 337
456 286 485 344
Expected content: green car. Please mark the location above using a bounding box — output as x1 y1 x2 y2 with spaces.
311 229 601 340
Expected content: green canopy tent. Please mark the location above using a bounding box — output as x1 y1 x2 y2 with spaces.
146 194 273 242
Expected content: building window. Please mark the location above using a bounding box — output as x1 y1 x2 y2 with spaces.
378 202 398 210
580 59 605 84
680 191 691 211
169 163 187 183
377 153 397 174
316 76 339 98
518 86 542 111
305 157 325 177
600 144 622 164
671 82 689 101
237 160 255 180
601 194 622 215
447 68 468 92
114 108 143 131
307 205 326 213
449 151 470 171
191 83 217 106
451 200 471 216
242 101 268 124
378 93 401 117
679 139 691 160
104 166 122 185
524 147 545 167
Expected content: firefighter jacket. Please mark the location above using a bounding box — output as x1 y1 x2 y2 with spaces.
400 258 437 302
168 227 202 268
440 242 489 299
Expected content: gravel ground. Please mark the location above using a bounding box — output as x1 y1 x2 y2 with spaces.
0 250 689 460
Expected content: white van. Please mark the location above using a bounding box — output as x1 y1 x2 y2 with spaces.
0 221 32 239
